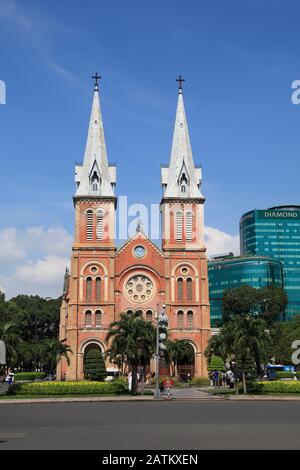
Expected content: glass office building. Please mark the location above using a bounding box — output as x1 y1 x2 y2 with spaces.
208 254 284 327
240 206 300 320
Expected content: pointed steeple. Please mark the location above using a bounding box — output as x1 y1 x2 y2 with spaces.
161 77 203 199
75 75 116 197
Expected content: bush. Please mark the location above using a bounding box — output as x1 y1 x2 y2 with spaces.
207 356 225 372
14 372 46 382
7 379 128 396
191 377 210 386
296 371 300 380
275 371 296 380
84 349 106 381
256 381 300 394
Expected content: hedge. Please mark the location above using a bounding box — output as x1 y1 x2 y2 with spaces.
296 372 300 380
275 371 296 380
256 381 300 394
191 377 210 386
14 372 46 382
7 379 128 396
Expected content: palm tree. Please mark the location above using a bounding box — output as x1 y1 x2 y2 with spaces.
232 315 270 393
106 311 156 395
166 340 194 377
39 338 72 376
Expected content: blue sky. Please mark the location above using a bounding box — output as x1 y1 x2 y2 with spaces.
0 0 299 298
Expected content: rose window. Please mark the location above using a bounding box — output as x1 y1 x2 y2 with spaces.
125 275 154 303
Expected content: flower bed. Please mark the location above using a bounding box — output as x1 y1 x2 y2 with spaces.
8 379 128 396
256 381 300 394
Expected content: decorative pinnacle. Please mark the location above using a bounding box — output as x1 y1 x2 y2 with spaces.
92 72 101 90
176 75 185 93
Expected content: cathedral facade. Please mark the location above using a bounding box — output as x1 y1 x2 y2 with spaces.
57 78 211 381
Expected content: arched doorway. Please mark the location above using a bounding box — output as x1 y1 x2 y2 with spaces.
177 343 195 379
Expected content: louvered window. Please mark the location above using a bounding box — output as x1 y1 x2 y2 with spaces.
85 310 92 326
86 277 92 302
178 278 183 300
177 311 184 328
187 310 194 328
186 211 193 241
175 211 183 241
86 210 94 241
95 277 101 302
96 209 104 240
95 310 102 326
187 278 193 301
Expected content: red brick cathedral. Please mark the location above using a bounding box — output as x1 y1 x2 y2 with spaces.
57 77 211 381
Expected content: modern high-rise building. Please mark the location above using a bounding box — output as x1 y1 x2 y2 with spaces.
240 206 300 320
57 77 211 380
208 254 284 326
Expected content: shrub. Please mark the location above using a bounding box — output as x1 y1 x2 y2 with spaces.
275 371 296 380
191 377 210 386
7 380 128 396
84 349 106 381
14 372 46 382
207 356 225 372
256 381 300 394
296 371 300 380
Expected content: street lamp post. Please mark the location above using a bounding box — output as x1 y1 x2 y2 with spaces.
154 303 167 400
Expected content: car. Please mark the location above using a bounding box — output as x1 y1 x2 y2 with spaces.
104 368 121 382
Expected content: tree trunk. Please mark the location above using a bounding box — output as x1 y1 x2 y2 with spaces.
131 364 138 396
242 366 247 394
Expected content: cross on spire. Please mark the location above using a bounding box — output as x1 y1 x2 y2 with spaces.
92 72 101 90
176 75 185 93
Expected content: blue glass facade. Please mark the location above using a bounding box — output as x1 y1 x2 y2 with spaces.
240 206 300 320
208 255 284 326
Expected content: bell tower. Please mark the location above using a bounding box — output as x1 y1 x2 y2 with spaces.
58 75 117 380
161 77 210 377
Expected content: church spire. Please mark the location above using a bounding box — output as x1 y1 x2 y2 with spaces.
75 75 116 197
161 76 203 199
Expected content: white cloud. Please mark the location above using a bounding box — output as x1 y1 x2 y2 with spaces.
14 255 70 285
204 226 240 258
0 226 72 299
0 227 27 261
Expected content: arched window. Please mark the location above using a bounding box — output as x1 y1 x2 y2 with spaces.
91 171 99 192
95 277 101 302
177 278 183 301
187 277 193 301
95 310 102 326
86 277 92 302
86 210 93 241
175 211 183 241
146 310 153 322
127 309 134 315
185 211 193 241
177 310 184 328
187 310 194 328
96 209 104 240
85 310 92 326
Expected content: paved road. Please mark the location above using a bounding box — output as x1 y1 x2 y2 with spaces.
0 401 299 449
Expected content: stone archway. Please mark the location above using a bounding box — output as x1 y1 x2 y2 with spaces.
177 343 195 379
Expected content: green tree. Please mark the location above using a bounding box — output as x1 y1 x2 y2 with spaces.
39 338 72 376
166 340 194 377
231 315 270 393
84 349 107 381
222 285 287 323
106 311 156 395
207 355 225 371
